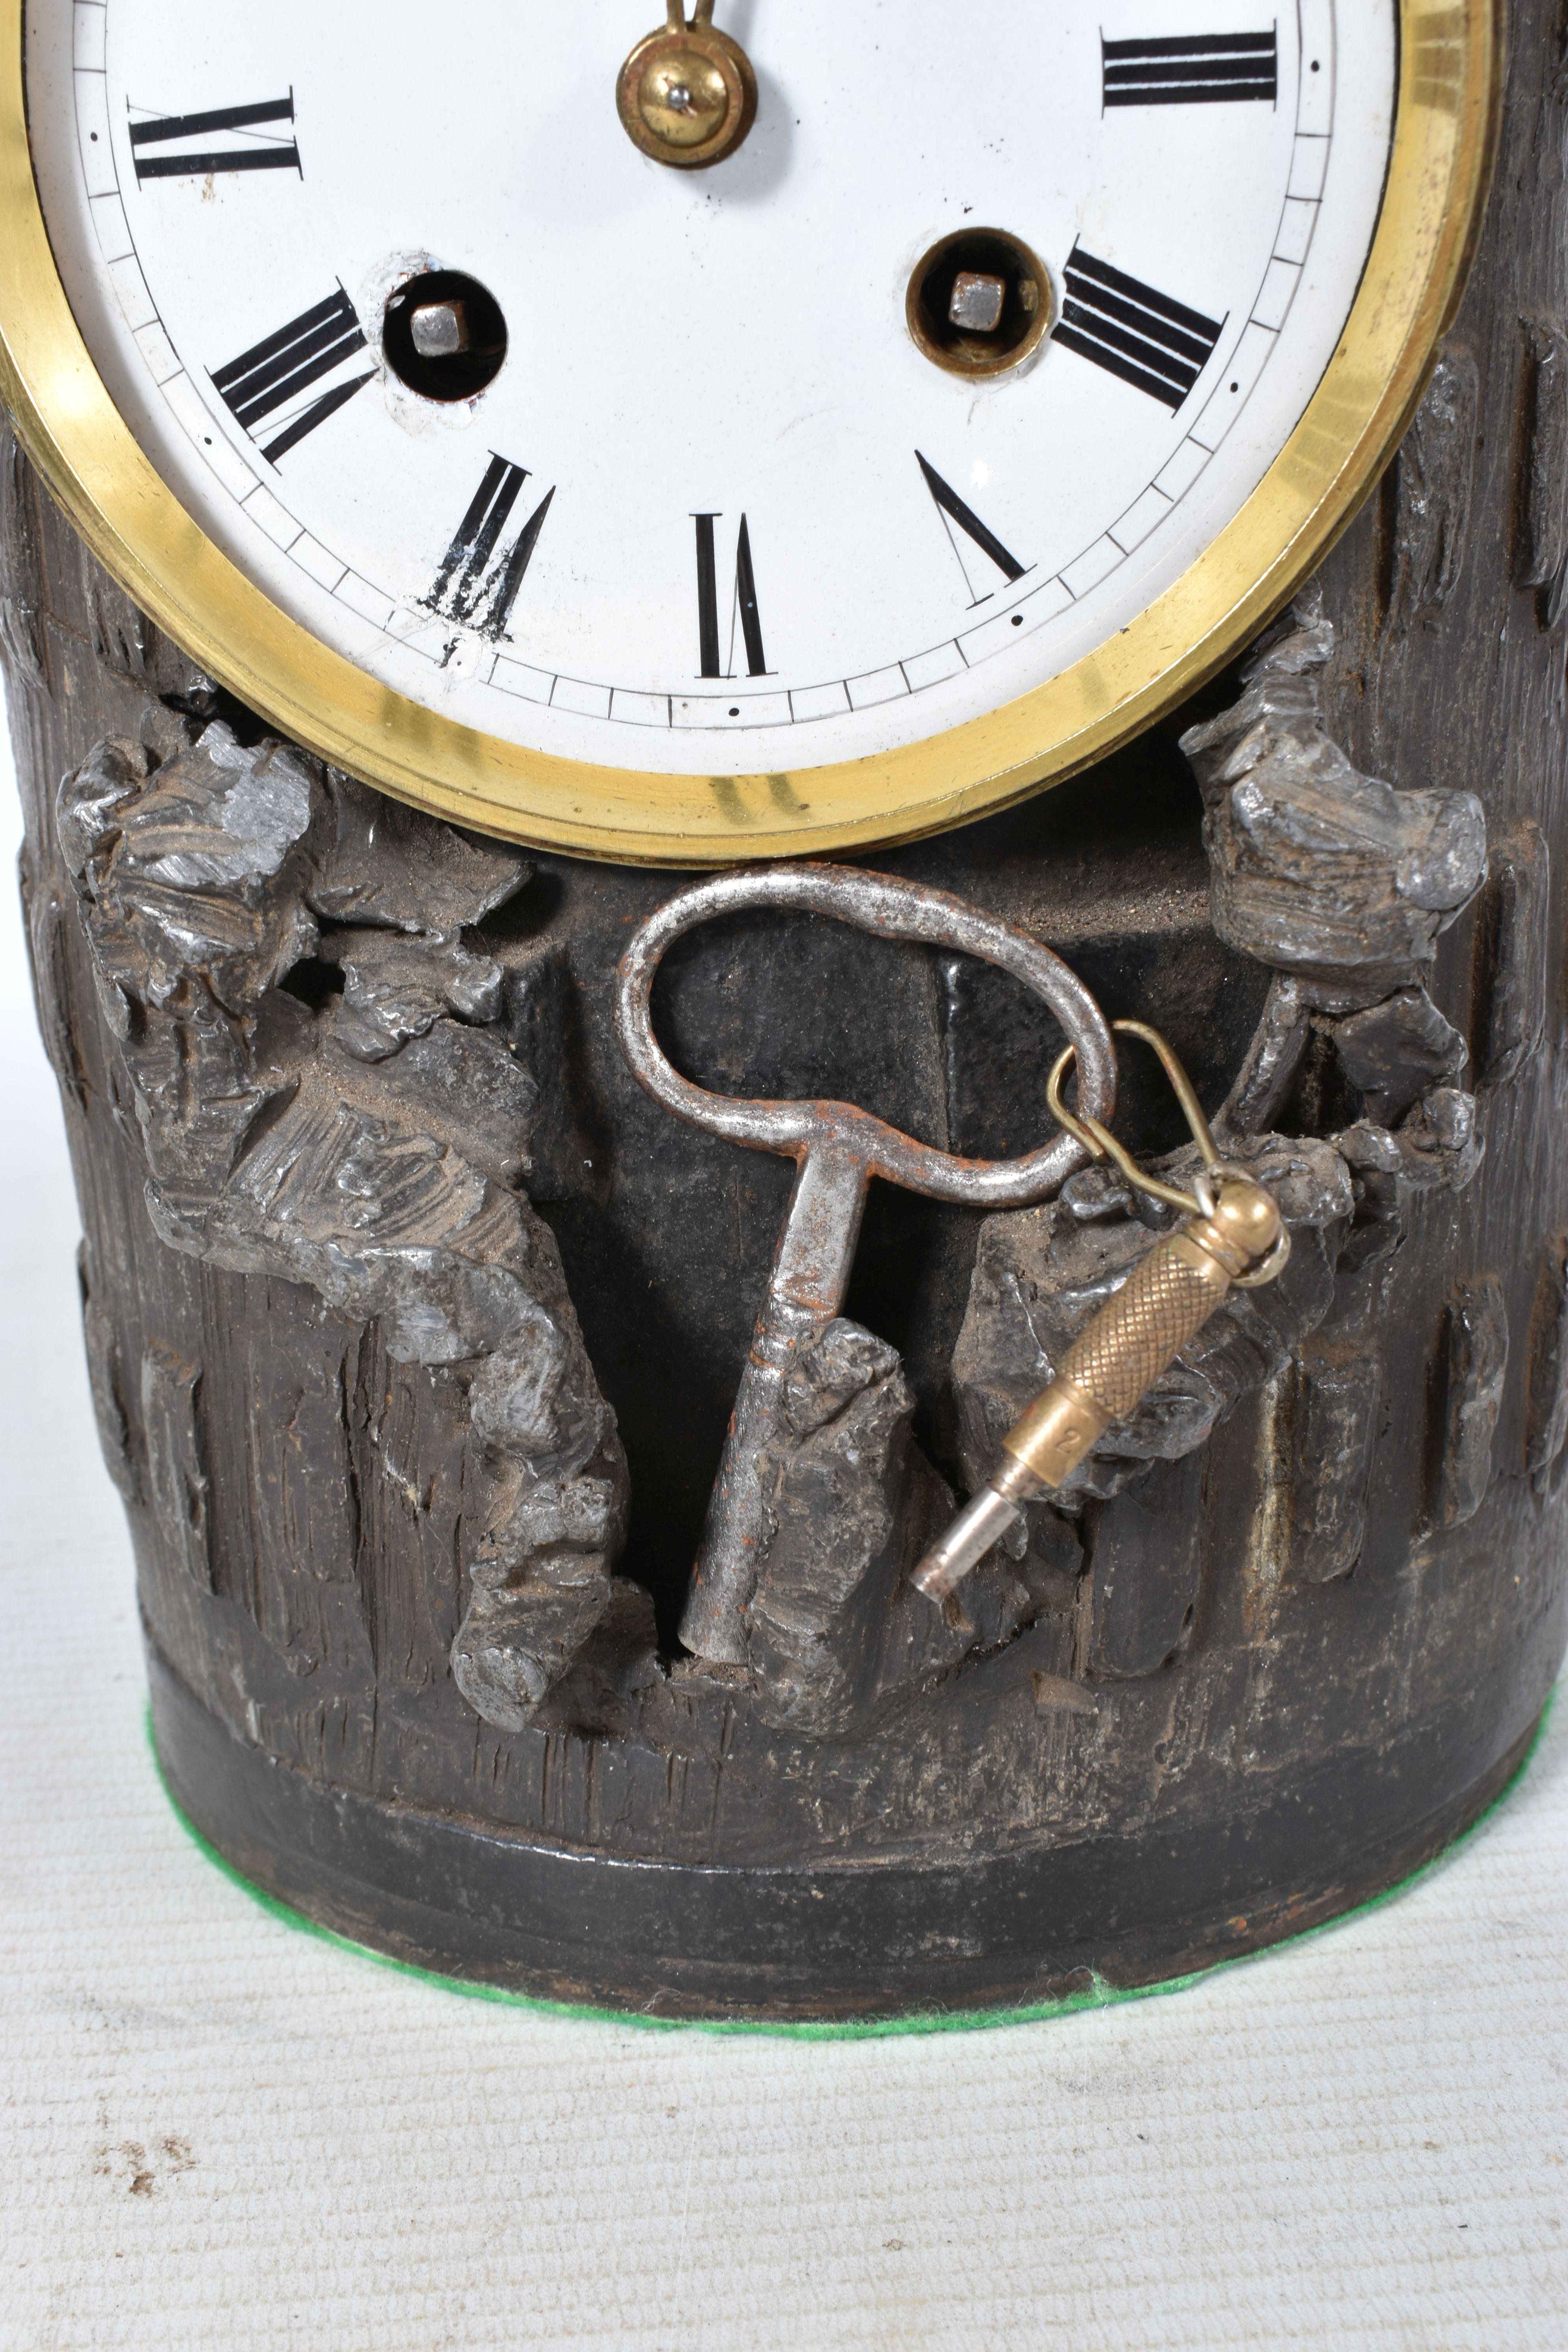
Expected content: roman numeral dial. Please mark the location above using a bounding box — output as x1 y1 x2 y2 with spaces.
45 0 1406 843
1102 31 1278 108
1054 245 1225 411
129 94 301 181
211 290 374 463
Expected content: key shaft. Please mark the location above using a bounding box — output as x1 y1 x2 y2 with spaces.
680 1140 870 1662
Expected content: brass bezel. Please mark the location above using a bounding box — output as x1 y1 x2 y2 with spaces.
0 1 1500 867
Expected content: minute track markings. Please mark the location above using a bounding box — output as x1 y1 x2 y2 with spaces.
78 3 1356 742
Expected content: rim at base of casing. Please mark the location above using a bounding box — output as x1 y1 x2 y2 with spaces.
147 1635 1544 2024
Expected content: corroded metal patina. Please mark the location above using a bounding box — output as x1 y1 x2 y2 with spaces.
614 864 1116 1661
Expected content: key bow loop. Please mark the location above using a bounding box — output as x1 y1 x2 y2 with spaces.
615 862 1118 1662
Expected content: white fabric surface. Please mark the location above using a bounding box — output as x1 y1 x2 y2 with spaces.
1 739 1565 2351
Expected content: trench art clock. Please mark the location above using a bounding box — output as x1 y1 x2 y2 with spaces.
12 0 1564 2030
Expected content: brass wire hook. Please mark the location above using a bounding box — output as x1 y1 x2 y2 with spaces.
1048 1019 1221 1214
1047 1020 1290 1287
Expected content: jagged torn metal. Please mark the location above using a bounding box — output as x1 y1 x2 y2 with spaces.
56 720 640 1733
952 586 1491 1514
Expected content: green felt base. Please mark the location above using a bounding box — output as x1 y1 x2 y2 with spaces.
145 1689 1554 2043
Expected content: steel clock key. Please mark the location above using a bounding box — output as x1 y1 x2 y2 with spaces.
615 864 1118 1664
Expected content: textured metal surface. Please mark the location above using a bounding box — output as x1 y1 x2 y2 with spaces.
1059 1239 1227 1419
615 863 1117 1659
6 0 1567 2011
916 1160 1283 1600
147 1638 1548 2018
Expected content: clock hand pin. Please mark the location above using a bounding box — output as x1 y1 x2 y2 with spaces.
615 866 1118 1666
660 0 712 113
912 1024 1290 1607
618 0 757 168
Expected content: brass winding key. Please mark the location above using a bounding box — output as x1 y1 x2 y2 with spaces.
913 1022 1291 1605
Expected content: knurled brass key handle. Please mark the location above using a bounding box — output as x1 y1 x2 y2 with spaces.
615 864 1119 1665
912 1022 1291 1606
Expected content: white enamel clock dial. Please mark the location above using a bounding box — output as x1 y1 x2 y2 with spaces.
23 0 1397 779
8 0 1494 857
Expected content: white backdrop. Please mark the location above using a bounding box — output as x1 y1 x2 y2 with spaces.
1 712 1564 2351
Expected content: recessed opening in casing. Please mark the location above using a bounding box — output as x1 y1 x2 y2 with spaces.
383 269 507 402
906 229 1053 379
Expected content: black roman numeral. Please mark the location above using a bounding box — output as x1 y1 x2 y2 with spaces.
915 453 1026 603
129 94 301 181
424 457 555 641
1054 245 1224 411
1102 31 1278 107
693 514 768 678
211 289 374 463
